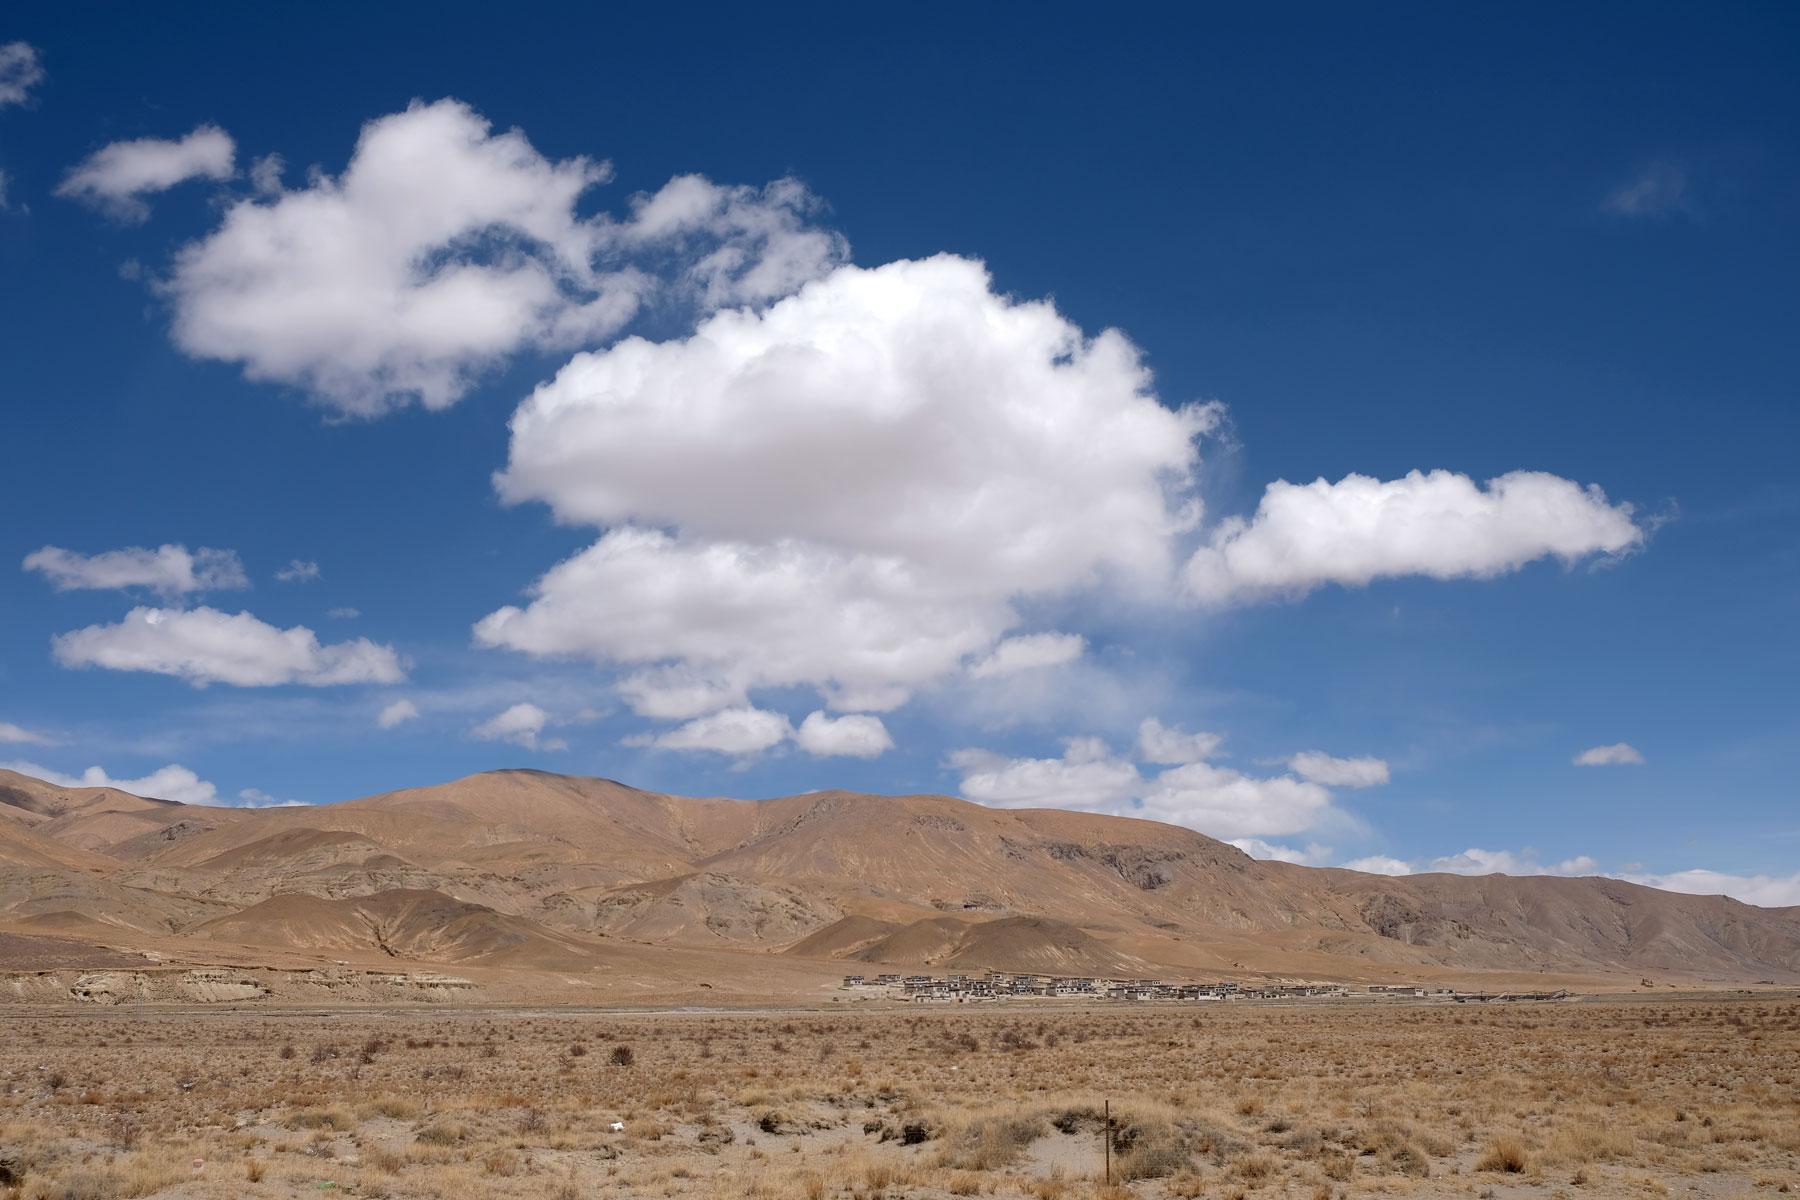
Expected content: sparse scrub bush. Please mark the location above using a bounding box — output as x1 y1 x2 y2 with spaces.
1477 1136 1531 1173
359 1096 419 1120
47 1168 124 1200
415 1119 469 1145
934 1111 1044 1170
286 1106 356 1131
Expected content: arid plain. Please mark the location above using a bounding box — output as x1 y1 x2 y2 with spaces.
2 996 1798 1200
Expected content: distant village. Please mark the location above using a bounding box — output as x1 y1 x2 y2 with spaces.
841 973 1570 1004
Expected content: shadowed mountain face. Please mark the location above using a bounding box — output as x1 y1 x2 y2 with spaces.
1 766 1796 989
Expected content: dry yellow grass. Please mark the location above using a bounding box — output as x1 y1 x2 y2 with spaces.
0 993 1793 1198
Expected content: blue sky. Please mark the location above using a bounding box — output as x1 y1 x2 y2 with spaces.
2 4 1796 903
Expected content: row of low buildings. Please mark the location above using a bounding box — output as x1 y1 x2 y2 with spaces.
839 974 1569 1003
839 973 1345 1002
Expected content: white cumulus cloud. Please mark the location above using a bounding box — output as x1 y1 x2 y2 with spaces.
968 633 1087 679
1617 868 1800 909
0 760 217 805
481 255 1216 722
954 725 1379 842
1184 469 1643 606
377 699 420 729
1138 759 1343 840
51 606 405 687
617 173 847 309
638 706 794 756
1288 751 1390 788
1134 718 1223 765
794 711 894 759
275 559 321 583
1574 742 1644 766
952 738 1144 811
1336 848 1800 909
164 98 845 416
0 42 44 109
1340 847 1599 878
24 544 248 597
470 702 564 750
1229 838 1336 866
1336 854 1412 876
56 125 235 222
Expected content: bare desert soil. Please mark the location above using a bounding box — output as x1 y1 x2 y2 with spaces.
1 994 1796 1200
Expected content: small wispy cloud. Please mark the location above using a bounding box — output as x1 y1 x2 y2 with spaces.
470 702 566 751
55 124 236 223
0 721 58 747
1574 742 1644 766
276 559 321 583
0 42 45 110
24 544 248 597
235 787 306 808
377 699 420 729
1602 162 1690 219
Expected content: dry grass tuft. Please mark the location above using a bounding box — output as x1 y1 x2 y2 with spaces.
1477 1136 1532 1173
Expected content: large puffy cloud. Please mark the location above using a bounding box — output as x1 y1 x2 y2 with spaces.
166 100 617 413
0 761 218 805
24 544 248 596
1574 742 1644 766
56 125 235 221
951 725 1367 841
1185 470 1644 605
482 256 1217 719
0 42 44 109
476 529 1009 715
164 99 845 416
496 256 1208 585
51 606 405 687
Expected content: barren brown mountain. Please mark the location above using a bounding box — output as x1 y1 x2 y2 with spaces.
1 765 1795 999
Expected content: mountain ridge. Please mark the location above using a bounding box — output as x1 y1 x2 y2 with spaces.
1 765 1794 997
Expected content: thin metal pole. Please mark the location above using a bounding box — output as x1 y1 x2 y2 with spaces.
1104 1098 1111 1186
